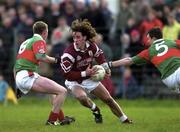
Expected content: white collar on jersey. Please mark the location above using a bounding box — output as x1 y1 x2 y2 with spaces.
33 34 43 40
73 42 90 52
153 38 164 44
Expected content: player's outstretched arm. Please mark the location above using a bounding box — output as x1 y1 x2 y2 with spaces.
109 57 133 67
46 55 57 63
38 55 57 64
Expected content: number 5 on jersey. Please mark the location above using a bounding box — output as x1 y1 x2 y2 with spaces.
155 41 168 56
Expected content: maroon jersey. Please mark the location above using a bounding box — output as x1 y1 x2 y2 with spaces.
60 42 106 82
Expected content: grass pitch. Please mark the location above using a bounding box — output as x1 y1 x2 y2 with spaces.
1 97 180 132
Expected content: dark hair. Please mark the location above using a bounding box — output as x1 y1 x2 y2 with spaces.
71 19 97 41
33 21 48 34
147 27 163 39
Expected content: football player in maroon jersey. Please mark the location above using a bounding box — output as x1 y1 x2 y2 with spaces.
60 19 132 123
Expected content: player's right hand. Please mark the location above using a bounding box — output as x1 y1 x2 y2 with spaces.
85 65 97 76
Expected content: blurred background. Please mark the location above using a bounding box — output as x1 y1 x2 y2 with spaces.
0 0 180 102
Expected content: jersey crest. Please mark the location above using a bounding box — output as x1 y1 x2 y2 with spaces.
76 55 82 61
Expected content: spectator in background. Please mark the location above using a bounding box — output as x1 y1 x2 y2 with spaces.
75 0 87 19
118 67 141 99
0 16 14 83
94 34 115 96
80 0 106 35
7 8 18 27
94 34 113 61
111 33 130 60
158 5 171 25
120 33 131 57
50 16 70 85
51 16 71 45
17 14 34 39
0 4 6 26
99 0 113 30
4 0 17 9
63 2 76 26
99 0 113 41
49 3 61 29
116 0 134 34
0 72 9 102
60 0 74 15
16 4 26 16
162 14 180 40
174 3 180 23
139 9 163 45
128 30 144 56
33 4 50 25
128 30 144 88
41 0 51 16
0 72 18 105
125 17 139 35
0 39 7 74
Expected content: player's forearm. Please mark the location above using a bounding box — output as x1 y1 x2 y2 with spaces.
38 55 56 63
111 57 133 67
45 55 56 63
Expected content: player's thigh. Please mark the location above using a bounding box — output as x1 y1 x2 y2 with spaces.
91 83 111 100
32 76 66 94
71 86 87 99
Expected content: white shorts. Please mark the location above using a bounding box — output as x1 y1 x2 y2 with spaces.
65 79 100 93
15 70 40 94
162 67 180 92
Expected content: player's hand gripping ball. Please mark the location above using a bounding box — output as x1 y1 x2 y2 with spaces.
91 65 106 81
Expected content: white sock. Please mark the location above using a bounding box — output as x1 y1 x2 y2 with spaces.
91 103 96 111
120 114 128 122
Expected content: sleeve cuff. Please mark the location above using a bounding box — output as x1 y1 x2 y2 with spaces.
81 71 86 77
101 62 110 70
108 61 112 68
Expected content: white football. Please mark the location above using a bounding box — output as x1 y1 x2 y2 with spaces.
91 65 106 81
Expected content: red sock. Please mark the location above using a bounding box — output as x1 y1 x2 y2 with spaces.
58 109 65 121
48 111 59 122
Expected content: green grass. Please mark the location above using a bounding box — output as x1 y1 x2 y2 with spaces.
1 97 180 132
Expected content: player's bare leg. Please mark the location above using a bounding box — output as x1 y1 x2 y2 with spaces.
32 76 68 125
71 86 102 123
50 95 75 125
91 83 132 124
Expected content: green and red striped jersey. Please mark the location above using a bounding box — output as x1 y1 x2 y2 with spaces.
132 39 180 79
14 34 47 73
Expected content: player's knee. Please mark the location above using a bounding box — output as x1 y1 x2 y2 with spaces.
62 88 67 96
57 87 67 96
76 95 87 103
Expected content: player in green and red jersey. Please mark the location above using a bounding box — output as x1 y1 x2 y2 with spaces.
14 21 75 125
108 27 180 93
